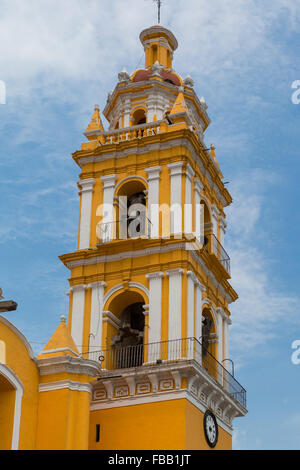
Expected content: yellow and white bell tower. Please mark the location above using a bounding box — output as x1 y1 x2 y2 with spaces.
60 24 247 450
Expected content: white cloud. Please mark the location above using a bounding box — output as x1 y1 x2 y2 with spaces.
226 170 300 362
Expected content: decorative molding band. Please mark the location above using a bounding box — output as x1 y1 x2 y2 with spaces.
39 380 92 394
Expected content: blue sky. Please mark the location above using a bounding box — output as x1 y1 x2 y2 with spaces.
0 0 300 450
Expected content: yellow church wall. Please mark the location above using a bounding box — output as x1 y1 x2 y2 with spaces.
0 317 39 450
35 388 91 450
0 376 16 450
89 399 187 450
88 398 232 450
185 401 232 450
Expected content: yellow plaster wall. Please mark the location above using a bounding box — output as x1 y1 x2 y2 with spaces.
0 377 16 450
89 399 187 450
185 401 232 450
0 318 39 450
36 388 91 450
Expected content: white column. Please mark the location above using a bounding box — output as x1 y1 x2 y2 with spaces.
70 284 87 353
168 162 184 236
146 272 164 346
194 178 204 242
166 269 184 343
100 174 117 242
184 164 195 237
146 166 161 239
78 178 95 249
88 281 107 358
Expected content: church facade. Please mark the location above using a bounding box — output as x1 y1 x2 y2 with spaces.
0 24 247 450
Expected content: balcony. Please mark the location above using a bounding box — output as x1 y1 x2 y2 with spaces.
83 337 246 409
96 121 165 146
207 233 231 276
97 216 152 243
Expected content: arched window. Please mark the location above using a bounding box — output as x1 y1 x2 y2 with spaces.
105 290 147 368
202 307 218 380
115 178 148 239
132 108 147 125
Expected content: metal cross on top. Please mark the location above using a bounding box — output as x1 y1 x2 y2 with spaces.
153 0 162 24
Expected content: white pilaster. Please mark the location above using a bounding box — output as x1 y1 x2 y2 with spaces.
187 271 197 339
184 164 195 236
212 204 219 238
146 166 161 239
70 284 87 353
195 280 206 343
194 178 204 241
146 272 164 344
216 308 225 365
166 268 184 342
168 162 184 235
78 178 95 249
223 316 232 371
88 281 107 357
100 174 117 242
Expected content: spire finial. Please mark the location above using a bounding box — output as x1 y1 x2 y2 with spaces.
153 0 162 24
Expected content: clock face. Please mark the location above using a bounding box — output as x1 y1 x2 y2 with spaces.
203 410 218 448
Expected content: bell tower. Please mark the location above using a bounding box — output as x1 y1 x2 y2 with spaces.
60 23 247 450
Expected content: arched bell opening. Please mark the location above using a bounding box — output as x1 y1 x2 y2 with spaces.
106 290 146 369
132 108 147 126
115 179 148 239
0 374 16 450
202 307 218 380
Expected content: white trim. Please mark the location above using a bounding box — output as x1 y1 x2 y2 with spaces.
146 272 164 345
0 364 24 450
39 380 92 394
78 178 95 249
39 347 79 357
103 282 149 308
166 269 183 341
70 285 87 353
0 316 34 359
114 175 148 194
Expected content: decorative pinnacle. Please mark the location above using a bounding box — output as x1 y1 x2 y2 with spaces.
60 315 67 323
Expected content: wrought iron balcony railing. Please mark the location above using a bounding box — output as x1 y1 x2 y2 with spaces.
97 216 152 243
83 337 246 409
207 233 230 275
